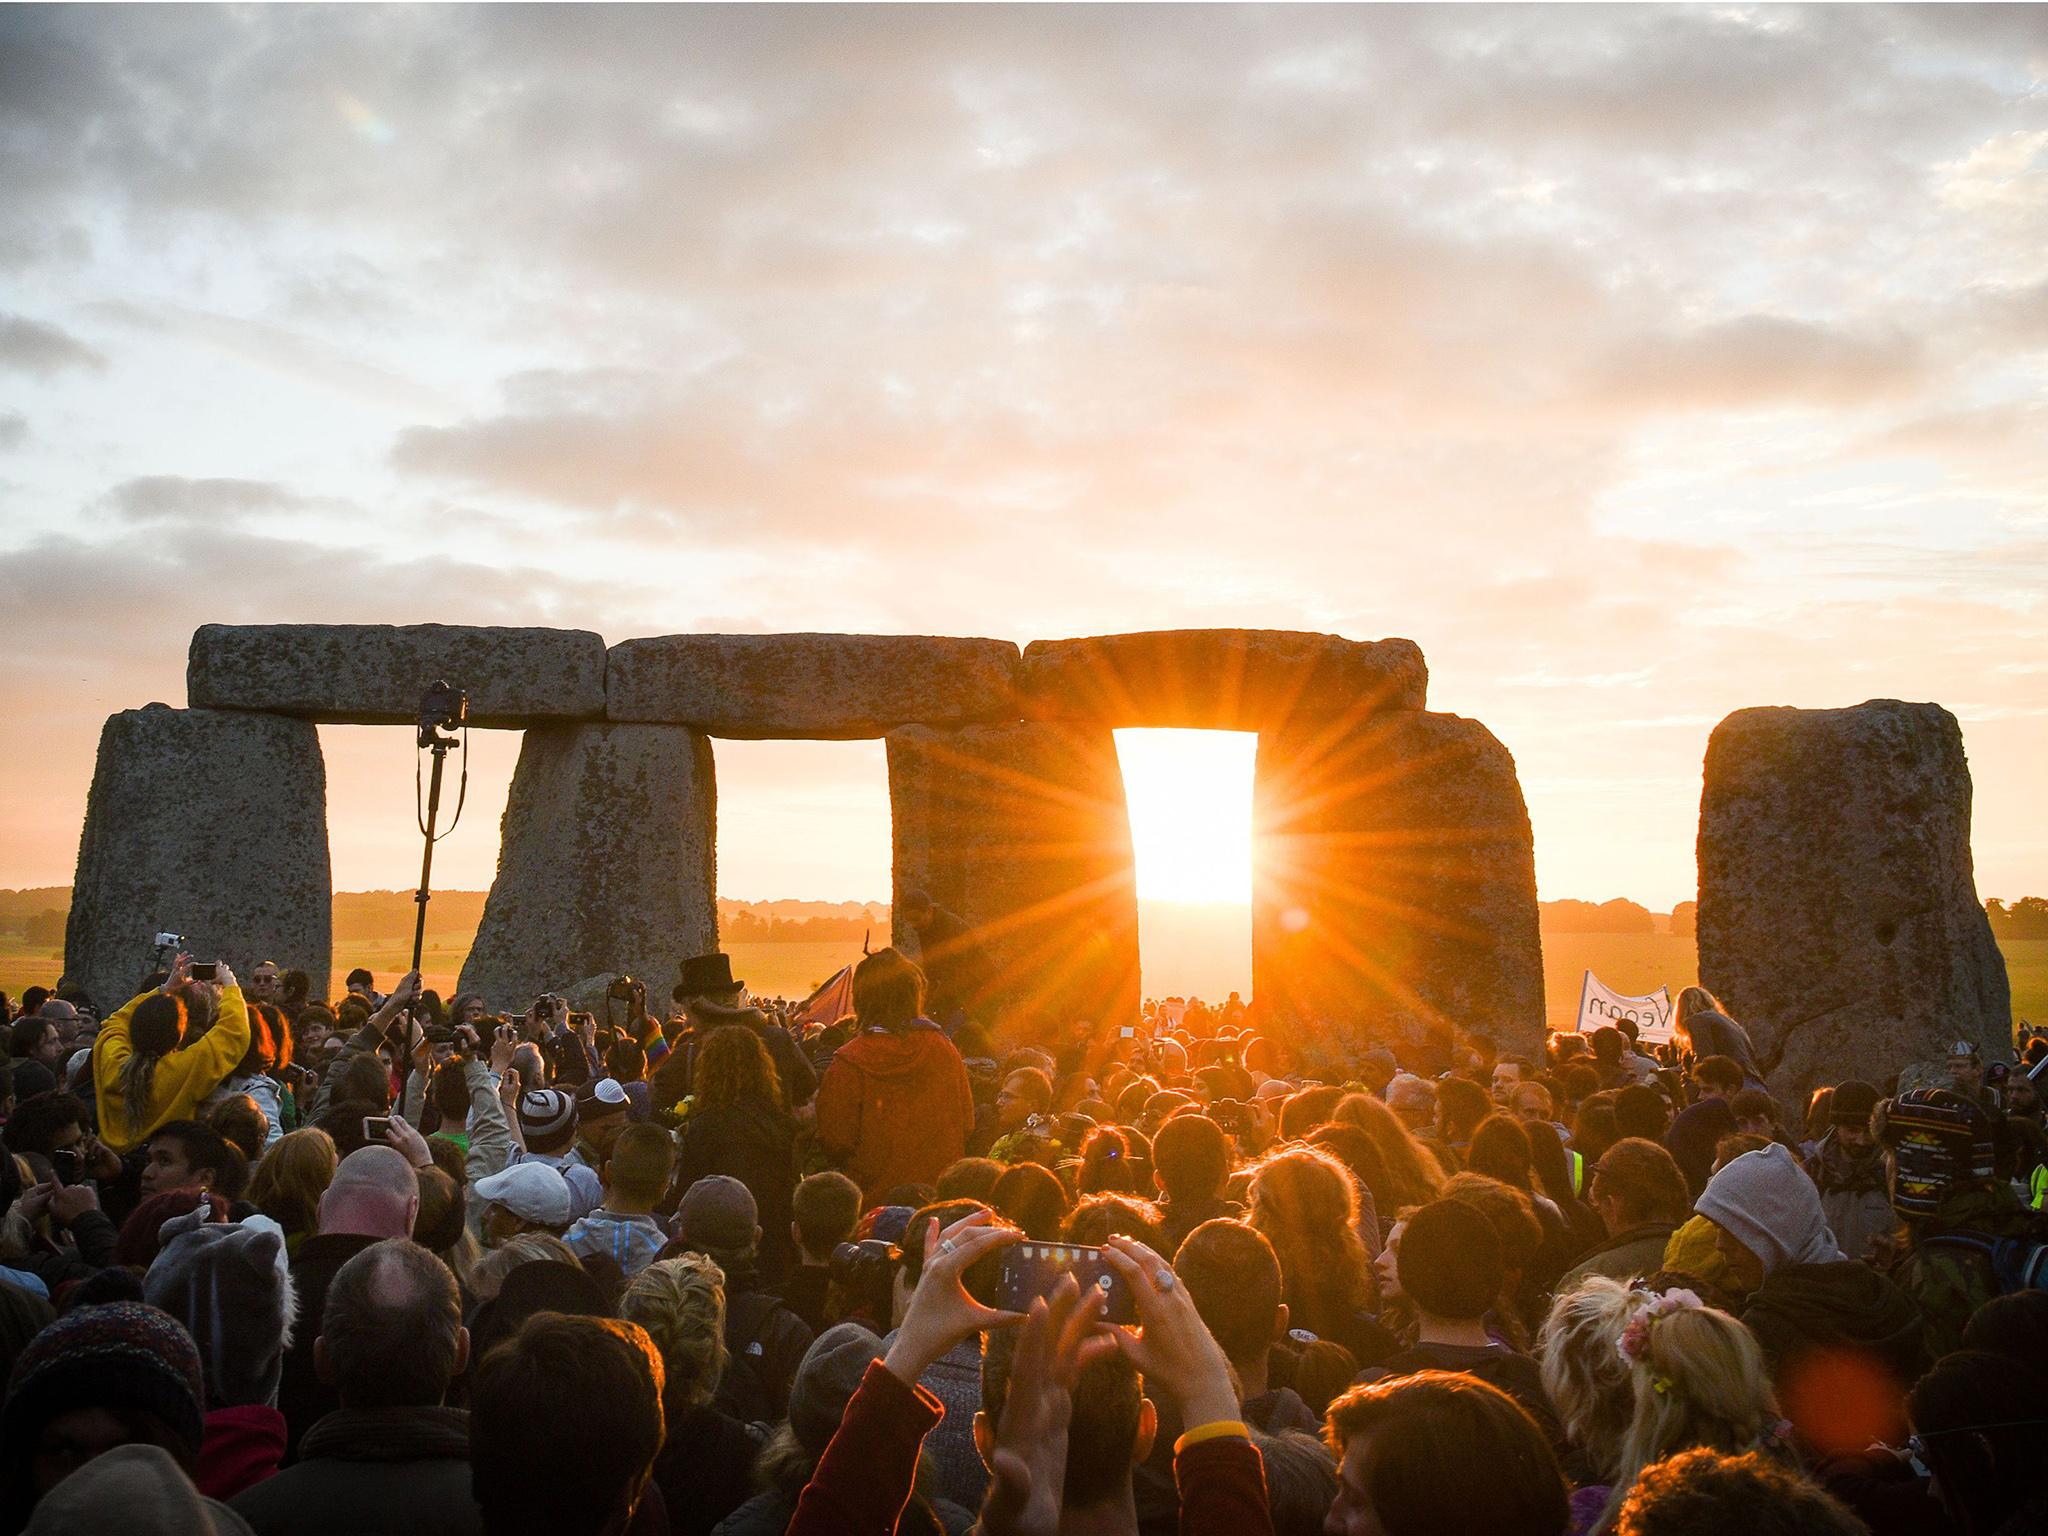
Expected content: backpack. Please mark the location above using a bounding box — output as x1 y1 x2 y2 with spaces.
1920 1231 2048 1295
717 1289 799 1425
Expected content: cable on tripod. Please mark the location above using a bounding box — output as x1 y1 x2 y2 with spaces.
416 723 471 842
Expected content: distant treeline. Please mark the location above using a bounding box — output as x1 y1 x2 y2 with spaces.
1989 898 2048 940
1538 898 1658 934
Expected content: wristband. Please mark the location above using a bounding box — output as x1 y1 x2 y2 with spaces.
1174 1419 1250 1453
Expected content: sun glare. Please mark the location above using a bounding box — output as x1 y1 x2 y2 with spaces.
1113 728 1258 905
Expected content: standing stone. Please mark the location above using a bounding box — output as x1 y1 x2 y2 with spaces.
65 705 331 1014
1698 700 2010 1102
1020 630 1427 728
606 633 1022 738
1251 711 1544 1069
459 723 717 1010
888 722 1139 1036
188 623 607 726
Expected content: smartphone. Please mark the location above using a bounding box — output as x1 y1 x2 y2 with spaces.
362 1116 393 1142
50 1148 82 1185
189 961 219 982
995 1242 1137 1325
1119 1026 1136 1039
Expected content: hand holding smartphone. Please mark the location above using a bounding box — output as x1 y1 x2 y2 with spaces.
995 1241 1138 1325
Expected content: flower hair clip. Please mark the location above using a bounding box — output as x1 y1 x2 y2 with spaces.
1617 1288 1704 1365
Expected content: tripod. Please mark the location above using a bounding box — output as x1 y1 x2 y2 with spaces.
411 682 469 977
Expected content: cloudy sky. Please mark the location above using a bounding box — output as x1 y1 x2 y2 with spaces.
2 3 2044 912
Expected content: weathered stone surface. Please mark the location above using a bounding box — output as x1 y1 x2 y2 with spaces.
65 706 331 1013
1020 630 1426 728
607 633 1022 738
888 722 1139 1033
1251 711 1544 1068
188 624 607 727
1698 700 2010 1103
459 724 717 1010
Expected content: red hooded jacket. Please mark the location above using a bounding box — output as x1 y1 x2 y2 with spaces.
814 1025 973 1199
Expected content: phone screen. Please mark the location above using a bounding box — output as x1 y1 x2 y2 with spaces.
362 1117 392 1142
189 961 219 982
995 1242 1137 1325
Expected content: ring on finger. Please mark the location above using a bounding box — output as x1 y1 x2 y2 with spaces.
939 1238 958 1256
1154 1270 1176 1291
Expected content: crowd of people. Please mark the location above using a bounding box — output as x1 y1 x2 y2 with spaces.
2 942 2046 1536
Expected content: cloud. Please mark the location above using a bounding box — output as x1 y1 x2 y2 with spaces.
1588 315 1930 412
102 475 321 526
0 311 105 377
0 412 24 451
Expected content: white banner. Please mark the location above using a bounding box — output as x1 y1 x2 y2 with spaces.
1575 970 1675 1045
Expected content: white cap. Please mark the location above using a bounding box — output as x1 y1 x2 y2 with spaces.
475 1162 573 1229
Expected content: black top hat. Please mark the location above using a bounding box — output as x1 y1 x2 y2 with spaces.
678 952 743 996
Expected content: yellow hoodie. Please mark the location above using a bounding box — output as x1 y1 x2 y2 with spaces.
91 985 252 1153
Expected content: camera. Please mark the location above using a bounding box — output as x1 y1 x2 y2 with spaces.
607 976 641 1002
417 679 468 750
153 932 186 951
830 1238 902 1328
189 961 219 982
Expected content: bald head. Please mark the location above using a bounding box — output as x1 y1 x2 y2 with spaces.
319 1145 420 1240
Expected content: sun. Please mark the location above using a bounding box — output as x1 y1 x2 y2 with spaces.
1113 728 1258 904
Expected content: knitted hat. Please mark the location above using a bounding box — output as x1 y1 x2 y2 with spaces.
1 1302 206 1456
1829 1080 1881 1130
1875 1087 1996 1217
788 1323 886 1455
576 1078 630 1124
475 1163 573 1229
855 1204 917 1245
1694 1142 1844 1277
143 1204 297 1409
677 1175 757 1250
517 1088 578 1143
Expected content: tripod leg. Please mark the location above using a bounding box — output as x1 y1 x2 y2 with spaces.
412 744 448 976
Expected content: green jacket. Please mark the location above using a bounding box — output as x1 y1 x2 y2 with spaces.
1895 1184 2045 1359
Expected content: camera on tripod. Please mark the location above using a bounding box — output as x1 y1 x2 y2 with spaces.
606 975 641 1002
418 680 468 750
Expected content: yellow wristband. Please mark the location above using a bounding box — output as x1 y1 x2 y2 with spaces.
1174 1419 1251 1454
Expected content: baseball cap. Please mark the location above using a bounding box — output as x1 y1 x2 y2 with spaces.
475 1163 573 1229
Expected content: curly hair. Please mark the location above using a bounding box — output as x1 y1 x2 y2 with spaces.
1539 1275 1653 1483
1248 1145 1374 1341
1330 1093 1446 1212
620 1252 729 1411
693 1025 781 1112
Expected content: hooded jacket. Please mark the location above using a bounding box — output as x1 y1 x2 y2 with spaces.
813 1023 973 1199
1695 1143 1844 1275
1741 1261 1925 1409
94 986 253 1154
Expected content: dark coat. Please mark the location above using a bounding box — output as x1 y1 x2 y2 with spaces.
231 1405 481 1536
651 1401 765 1536
676 1099 799 1282
276 1231 379 1460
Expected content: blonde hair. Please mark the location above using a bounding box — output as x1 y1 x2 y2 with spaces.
469 1232 580 1304
1539 1276 1652 1483
248 1128 338 1237
620 1253 728 1410
1601 1304 1780 1529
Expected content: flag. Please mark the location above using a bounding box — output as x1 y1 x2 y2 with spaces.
795 964 857 1030
1575 970 1675 1045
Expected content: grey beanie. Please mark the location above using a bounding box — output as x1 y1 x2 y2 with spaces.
788 1323 886 1455
1695 1142 1843 1278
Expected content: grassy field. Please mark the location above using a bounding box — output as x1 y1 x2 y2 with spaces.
8 929 2045 1036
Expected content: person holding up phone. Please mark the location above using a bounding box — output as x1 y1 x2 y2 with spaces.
91 953 251 1155
306 970 422 1122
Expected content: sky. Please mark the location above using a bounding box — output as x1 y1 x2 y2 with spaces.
1 3 2045 913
